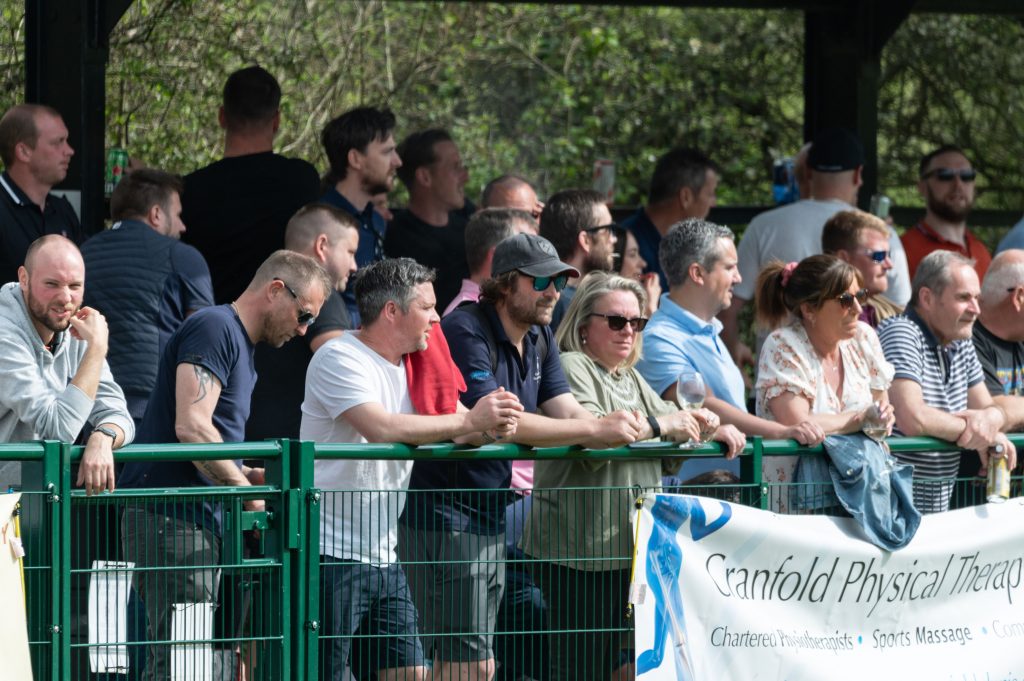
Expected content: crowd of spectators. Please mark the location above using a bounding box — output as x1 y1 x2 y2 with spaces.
1 63 1023 680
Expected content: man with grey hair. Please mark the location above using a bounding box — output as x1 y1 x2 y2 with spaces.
879 249 1016 513
247 203 360 440
972 249 1024 431
302 257 523 681
443 207 536 316
637 219 823 457
481 174 544 221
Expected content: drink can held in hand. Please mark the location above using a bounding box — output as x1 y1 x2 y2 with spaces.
986 446 1009 503
869 194 891 220
104 147 128 197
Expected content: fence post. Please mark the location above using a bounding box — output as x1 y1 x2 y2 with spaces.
747 437 767 510
58 441 73 681
285 439 320 680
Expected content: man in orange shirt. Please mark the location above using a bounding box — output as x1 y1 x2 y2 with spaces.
902 144 991 281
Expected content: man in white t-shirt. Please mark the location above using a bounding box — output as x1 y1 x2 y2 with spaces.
301 257 523 681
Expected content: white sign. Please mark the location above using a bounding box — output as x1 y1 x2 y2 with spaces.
88 560 135 674
632 494 1024 681
0 493 32 680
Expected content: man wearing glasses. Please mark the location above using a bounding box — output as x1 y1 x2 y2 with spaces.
822 209 904 329
403 233 643 681
119 250 330 680
539 188 618 332
902 145 991 281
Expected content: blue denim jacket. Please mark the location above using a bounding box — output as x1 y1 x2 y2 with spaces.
794 434 921 550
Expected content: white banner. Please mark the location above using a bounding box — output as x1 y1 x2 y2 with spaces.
632 494 1024 681
0 492 32 680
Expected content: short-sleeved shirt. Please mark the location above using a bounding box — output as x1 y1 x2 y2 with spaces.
996 215 1024 255
972 320 1024 397
522 351 676 570
383 208 469 314
119 305 256 528
878 311 984 512
404 301 571 534
246 290 350 440
0 172 84 285
181 152 320 304
636 294 747 410
320 187 388 324
621 207 668 292
301 332 415 564
901 220 992 282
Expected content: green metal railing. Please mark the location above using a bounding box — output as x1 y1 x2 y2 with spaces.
2 435 1019 680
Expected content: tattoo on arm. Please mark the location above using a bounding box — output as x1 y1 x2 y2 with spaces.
192 365 213 404
194 460 233 485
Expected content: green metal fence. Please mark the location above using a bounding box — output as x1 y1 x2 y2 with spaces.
2 436 1020 680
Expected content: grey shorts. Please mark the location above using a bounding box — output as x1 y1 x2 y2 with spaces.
398 525 506 662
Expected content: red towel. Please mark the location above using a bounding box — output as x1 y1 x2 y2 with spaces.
404 324 467 415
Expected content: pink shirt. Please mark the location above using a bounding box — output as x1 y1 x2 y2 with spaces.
442 279 481 317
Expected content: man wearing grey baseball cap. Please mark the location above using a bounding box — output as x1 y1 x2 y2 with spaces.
399 232 643 680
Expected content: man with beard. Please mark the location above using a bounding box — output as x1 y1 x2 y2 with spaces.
539 189 618 332
0 235 134 679
119 250 330 681
0 104 83 285
401 233 643 681
320 106 402 324
181 66 320 304
879 250 1014 514
902 145 991 280
246 203 359 440
384 128 471 313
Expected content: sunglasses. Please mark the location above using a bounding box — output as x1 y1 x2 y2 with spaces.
859 248 890 263
835 289 869 310
583 222 617 236
922 168 977 183
276 278 317 327
589 313 648 332
525 273 569 293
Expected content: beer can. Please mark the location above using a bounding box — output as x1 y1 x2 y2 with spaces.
869 193 891 220
986 446 1009 503
592 159 615 204
105 147 129 197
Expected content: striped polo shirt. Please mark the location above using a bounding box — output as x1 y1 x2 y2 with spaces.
878 310 984 513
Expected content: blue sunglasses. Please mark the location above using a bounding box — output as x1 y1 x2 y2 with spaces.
860 249 890 263
524 273 569 292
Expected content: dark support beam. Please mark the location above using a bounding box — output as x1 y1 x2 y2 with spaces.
803 0 914 209
24 0 133 234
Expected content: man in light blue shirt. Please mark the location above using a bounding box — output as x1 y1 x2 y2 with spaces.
637 219 824 451
996 215 1024 255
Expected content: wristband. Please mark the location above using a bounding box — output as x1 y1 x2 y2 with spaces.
94 425 118 444
646 415 662 440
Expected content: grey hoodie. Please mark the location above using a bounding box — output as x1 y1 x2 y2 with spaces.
0 281 134 486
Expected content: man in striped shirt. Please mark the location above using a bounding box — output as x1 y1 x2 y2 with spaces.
879 250 1016 513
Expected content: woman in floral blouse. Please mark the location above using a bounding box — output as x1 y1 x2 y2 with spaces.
753 255 896 513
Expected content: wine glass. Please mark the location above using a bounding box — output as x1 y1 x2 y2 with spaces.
675 370 706 448
862 401 888 442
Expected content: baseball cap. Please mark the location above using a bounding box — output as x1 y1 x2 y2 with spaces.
808 127 864 172
491 233 580 278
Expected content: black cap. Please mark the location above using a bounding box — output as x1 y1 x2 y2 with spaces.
491 233 580 278
808 127 864 172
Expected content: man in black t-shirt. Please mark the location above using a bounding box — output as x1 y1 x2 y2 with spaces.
182 65 319 304
973 249 1024 431
0 104 83 285
246 203 359 440
384 129 470 312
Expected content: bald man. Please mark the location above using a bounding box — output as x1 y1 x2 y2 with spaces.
0 234 133 490
481 174 544 223
973 249 1024 432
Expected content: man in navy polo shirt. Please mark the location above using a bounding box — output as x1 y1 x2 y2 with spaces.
0 104 83 285
401 233 644 681
320 106 402 323
119 250 330 681
82 168 214 431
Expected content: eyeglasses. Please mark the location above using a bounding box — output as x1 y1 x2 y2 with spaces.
589 313 649 332
835 289 869 310
922 168 977 183
275 278 317 327
524 273 569 293
859 248 890 263
583 222 617 236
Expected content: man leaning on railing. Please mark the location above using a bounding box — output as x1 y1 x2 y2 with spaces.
118 250 331 681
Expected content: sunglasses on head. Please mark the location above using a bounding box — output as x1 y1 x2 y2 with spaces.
275 278 317 327
589 313 648 332
922 168 977 183
835 289 869 310
525 273 569 293
859 248 890 263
